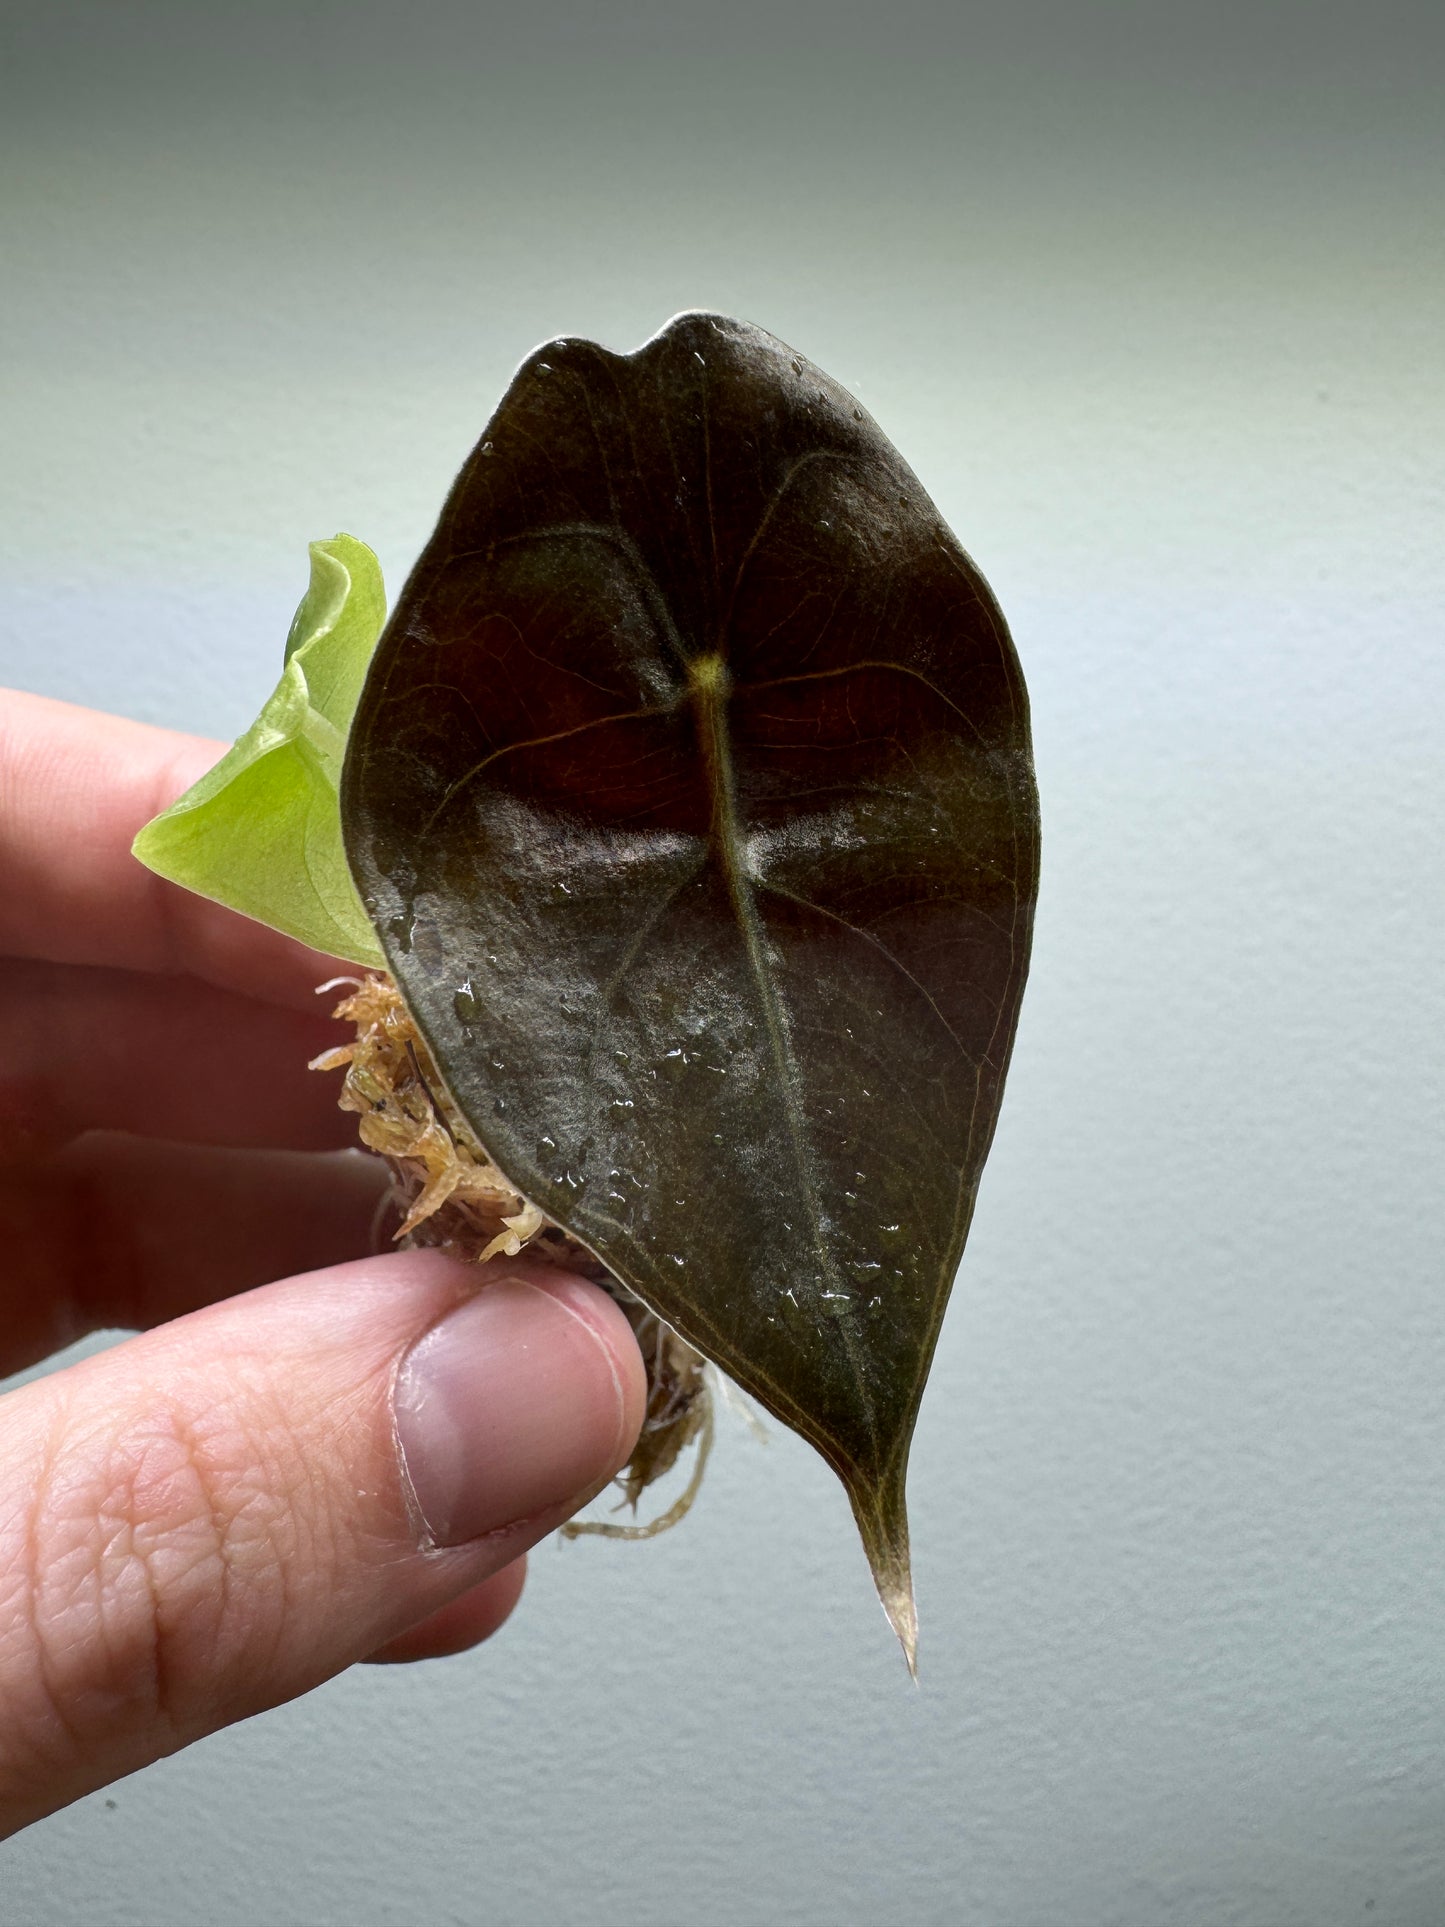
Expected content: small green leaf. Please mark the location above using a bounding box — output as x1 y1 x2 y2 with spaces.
133 534 387 967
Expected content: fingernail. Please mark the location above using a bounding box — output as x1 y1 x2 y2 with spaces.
394 1275 629 1547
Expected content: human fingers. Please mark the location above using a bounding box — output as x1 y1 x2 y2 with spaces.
0 688 346 1008
10 1129 532 1671
363 1559 529 1665
0 958 356 1163
0 1134 388 1377
0 1252 647 1836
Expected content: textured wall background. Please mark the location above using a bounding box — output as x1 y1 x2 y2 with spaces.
2 2 1443 1920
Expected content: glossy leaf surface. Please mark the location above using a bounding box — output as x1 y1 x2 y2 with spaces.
343 315 1039 1658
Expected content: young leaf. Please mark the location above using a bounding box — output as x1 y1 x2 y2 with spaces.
133 534 387 967
342 315 1041 1665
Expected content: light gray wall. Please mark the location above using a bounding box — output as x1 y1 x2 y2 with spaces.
3 3 1443 1920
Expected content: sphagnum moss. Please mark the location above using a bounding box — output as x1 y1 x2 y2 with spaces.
313 973 713 1535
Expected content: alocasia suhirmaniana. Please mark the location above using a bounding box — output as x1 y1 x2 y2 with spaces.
135 313 1040 1667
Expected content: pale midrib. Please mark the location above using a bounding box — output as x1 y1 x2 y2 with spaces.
693 663 881 1461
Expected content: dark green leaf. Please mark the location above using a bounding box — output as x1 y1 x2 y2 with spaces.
342 314 1040 1662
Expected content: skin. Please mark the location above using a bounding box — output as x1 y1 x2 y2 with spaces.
0 688 648 1838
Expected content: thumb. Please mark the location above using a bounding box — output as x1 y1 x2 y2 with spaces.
0 1249 646 1837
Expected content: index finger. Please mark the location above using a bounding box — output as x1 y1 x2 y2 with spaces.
0 688 349 1009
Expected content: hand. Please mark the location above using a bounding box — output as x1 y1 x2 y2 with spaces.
0 689 646 1837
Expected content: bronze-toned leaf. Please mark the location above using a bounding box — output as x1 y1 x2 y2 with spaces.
342 314 1039 1665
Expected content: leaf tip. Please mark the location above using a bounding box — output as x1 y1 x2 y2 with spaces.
129 809 179 881
847 1462 919 1677
877 1545 919 1679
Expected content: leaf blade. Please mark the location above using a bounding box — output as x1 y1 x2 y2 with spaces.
133 535 387 967
343 316 1040 1650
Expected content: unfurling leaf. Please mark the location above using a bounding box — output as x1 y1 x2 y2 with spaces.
342 313 1040 1665
133 534 388 967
